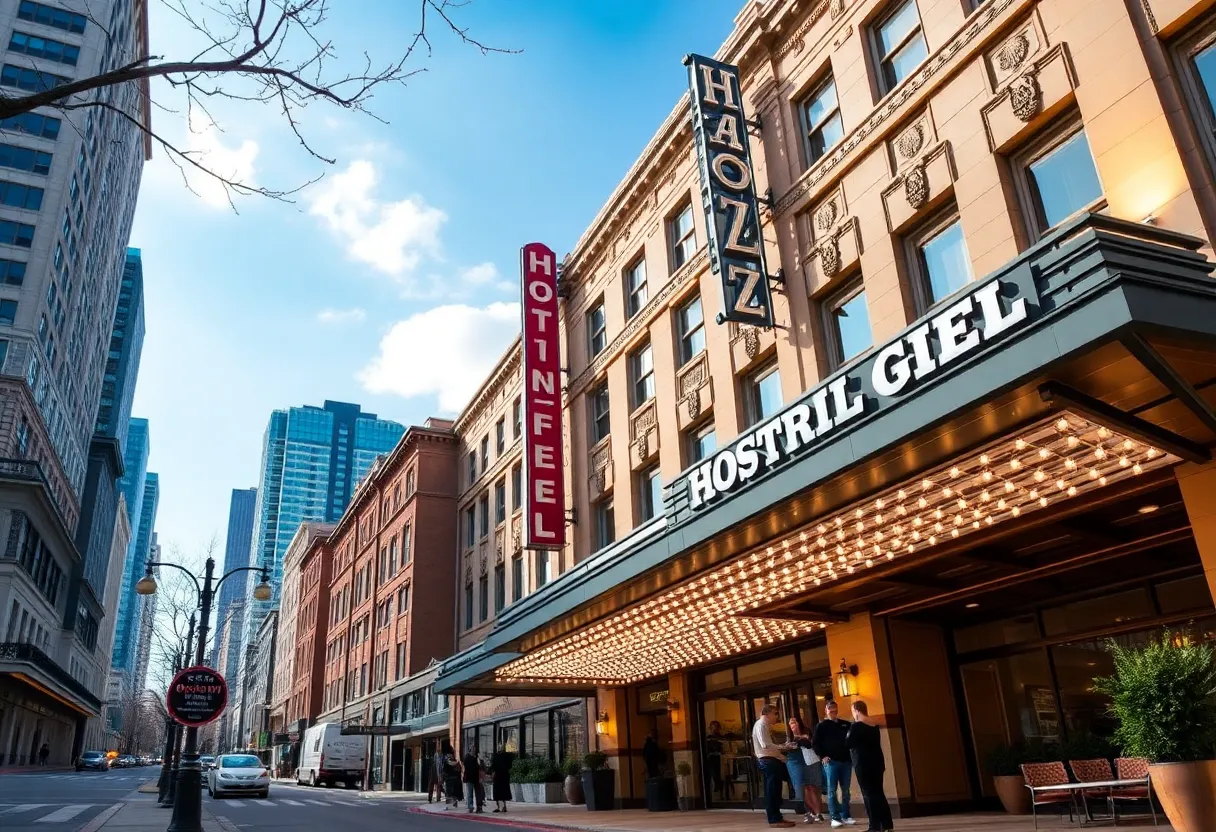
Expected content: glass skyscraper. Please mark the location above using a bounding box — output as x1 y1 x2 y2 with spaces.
112 468 158 677
243 401 404 638
212 487 258 671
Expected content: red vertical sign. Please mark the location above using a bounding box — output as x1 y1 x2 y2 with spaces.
521 243 566 549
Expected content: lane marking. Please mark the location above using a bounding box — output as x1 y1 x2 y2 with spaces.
281 799 305 805
0 804 50 814
34 804 90 823
224 800 244 807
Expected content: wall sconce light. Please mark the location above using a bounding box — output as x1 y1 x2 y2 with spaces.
667 699 681 726
595 711 610 736
836 659 859 699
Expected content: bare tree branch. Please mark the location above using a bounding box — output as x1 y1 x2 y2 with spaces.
0 0 514 205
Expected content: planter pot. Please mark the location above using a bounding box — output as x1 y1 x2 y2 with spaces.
582 769 615 811
518 783 540 803
511 783 524 802
676 774 694 811
1150 760 1216 832
564 774 585 805
993 775 1031 815
645 776 678 812
542 782 565 803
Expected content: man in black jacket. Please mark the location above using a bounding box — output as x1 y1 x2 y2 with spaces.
811 700 855 827
847 701 892 832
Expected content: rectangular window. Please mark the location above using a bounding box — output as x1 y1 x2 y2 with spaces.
589 381 611 443
397 583 410 615
0 299 17 325
587 300 607 358
467 451 476 484
1 64 71 93
669 202 697 270
823 281 873 367
8 32 80 66
496 418 505 454
464 506 476 548
1022 126 1104 234
402 524 411 565
639 467 662 523
800 75 844 165
594 499 615 552
0 143 51 175
911 214 973 308
676 295 706 366
511 464 522 510
0 112 61 139
745 361 783 426
629 342 655 409
479 574 489 622
0 258 26 285
874 0 928 93
464 584 474 629
513 397 522 438
18 2 88 34
688 423 717 464
480 435 489 469
495 480 506 524
0 220 34 248
494 563 506 613
479 493 490 538
512 554 524 602
0 180 44 211
535 551 550 587
625 258 648 318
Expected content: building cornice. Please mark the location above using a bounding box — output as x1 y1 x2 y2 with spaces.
454 338 522 437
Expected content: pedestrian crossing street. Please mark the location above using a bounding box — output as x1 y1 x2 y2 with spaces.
0 803 112 823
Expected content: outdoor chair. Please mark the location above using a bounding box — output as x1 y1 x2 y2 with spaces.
1112 757 1157 826
1022 761 1075 830
1068 758 1114 821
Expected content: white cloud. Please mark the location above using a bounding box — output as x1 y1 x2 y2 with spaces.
307 160 446 276
358 302 520 412
183 111 259 209
400 262 517 301
316 307 367 325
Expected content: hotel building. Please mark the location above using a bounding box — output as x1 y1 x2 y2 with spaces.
435 0 1216 818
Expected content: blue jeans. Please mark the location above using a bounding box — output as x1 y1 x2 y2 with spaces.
757 757 786 824
824 759 853 821
465 782 476 810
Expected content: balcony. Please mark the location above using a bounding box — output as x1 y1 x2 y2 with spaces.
0 642 102 712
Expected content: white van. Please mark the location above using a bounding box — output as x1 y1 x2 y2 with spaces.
296 723 366 788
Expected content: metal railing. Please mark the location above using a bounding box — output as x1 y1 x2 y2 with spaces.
0 642 102 709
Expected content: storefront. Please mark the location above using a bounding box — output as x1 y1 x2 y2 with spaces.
458 697 589 765
436 216 1216 816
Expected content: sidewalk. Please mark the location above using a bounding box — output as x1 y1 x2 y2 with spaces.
411 801 1172 831
85 794 226 832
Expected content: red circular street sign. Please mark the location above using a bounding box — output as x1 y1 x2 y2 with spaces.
166 665 228 727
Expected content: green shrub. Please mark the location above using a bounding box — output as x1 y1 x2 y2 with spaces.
1059 732 1115 764
509 757 531 783
563 758 582 777
584 751 608 771
1093 632 1216 763
675 761 692 777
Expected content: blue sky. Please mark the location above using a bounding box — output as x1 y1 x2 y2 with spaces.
128 0 743 557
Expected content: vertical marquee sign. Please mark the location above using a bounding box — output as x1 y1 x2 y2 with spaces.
520 243 566 549
685 53 775 328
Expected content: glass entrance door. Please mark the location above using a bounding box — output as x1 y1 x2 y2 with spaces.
701 696 752 807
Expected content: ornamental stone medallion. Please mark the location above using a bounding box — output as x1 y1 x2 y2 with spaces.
1009 72 1042 122
904 163 929 209
997 33 1029 73
685 388 702 420
815 200 838 233
743 325 761 359
819 236 841 277
896 123 924 160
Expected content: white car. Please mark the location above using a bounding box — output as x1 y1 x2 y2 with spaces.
207 753 270 799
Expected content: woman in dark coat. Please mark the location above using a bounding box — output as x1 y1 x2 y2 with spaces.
846 701 893 832
489 746 514 812
441 745 463 811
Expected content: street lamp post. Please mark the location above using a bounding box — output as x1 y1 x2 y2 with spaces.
159 615 196 805
137 555 271 832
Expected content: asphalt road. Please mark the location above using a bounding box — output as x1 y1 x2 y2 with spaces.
0 770 549 832
0 769 147 832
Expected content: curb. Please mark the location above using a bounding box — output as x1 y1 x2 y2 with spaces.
137 781 159 794
407 805 579 831
75 803 123 832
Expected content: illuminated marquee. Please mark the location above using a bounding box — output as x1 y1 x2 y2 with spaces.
685 53 775 328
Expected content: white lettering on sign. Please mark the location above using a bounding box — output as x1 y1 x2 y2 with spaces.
684 279 1031 509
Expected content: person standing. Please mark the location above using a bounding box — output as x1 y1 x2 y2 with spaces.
706 721 726 800
474 754 487 812
461 748 481 813
38 743 50 766
787 715 825 824
752 704 795 828
847 702 893 832
429 746 445 803
811 700 856 828
490 745 514 813
642 729 665 779
442 747 462 811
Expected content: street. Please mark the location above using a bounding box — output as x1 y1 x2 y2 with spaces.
0 770 549 831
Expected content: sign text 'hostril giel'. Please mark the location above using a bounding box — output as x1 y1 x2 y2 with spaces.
520 242 566 549
685 53 775 328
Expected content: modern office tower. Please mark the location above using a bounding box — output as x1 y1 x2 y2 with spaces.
244 402 404 638
211 487 257 673
111 471 158 678
0 0 152 765
132 535 158 693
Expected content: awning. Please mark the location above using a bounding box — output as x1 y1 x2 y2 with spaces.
436 214 1216 695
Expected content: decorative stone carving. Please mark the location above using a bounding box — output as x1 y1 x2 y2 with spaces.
896 124 924 160
814 200 838 233
819 236 841 277
511 524 521 553
742 326 761 359
593 467 608 493
829 0 847 20
495 541 504 564
634 432 649 459
685 388 701 420
465 562 472 583
1009 72 1041 122
904 163 929 210
479 555 488 577
996 33 1030 73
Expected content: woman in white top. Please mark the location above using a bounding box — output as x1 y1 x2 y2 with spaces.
787 715 825 824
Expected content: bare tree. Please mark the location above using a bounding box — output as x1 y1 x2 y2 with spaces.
0 0 509 204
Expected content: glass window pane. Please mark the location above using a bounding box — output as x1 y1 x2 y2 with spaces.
886 32 928 87
920 220 972 304
833 290 872 362
1156 574 1213 614
751 366 783 423
878 0 920 55
954 614 1040 654
810 113 844 161
1041 589 1154 637
1194 42 1216 115
690 426 716 463
806 79 838 129
737 655 797 685
1029 130 1103 229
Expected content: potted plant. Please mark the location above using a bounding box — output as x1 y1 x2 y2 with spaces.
581 751 615 811
1094 631 1216 832
563 758 585 805
985 743 1031 815
645 764 678 812
509 757 528 803
675 761 694 811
